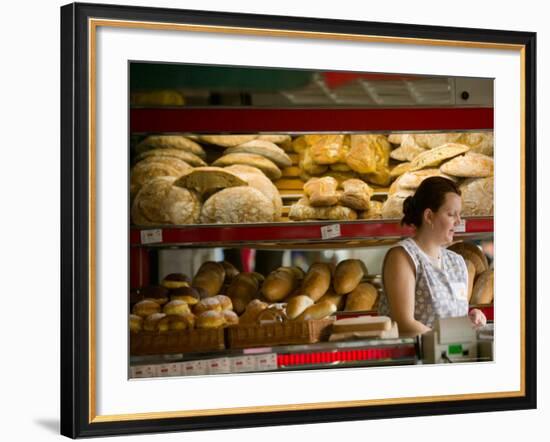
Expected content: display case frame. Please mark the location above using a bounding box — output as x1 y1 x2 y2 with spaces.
60 2 536 438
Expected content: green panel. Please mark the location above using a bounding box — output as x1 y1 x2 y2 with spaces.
448 344 463 355
130 62 313 92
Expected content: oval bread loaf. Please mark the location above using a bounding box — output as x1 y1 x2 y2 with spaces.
285 295 314 320
227 273 259 314
333 259 368 295
262 267 299 302
344 283 379 311
192 261 226 297
301 263 332 301
470 269 494 304
296 300 337 321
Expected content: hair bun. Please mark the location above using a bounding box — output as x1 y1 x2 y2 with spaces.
402 195 415 216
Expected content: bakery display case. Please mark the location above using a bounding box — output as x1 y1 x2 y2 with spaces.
128 63 495 378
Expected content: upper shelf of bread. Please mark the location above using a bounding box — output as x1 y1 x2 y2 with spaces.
130 217 493 248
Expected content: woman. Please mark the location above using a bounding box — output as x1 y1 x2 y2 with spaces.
378 177 487 334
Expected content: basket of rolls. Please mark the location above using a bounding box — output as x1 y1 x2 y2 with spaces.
129 262 241 355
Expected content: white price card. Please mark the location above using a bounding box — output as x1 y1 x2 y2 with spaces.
321 224 341 240
207 357 231 375
140 229 162 244
155 363 182 377
230 356 256 373
255 353 278 371
131 365 156 378
182 360 207 376
455 220 466 233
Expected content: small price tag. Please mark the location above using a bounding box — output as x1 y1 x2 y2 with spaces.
131 365 156 378
155 363 181 377
321 224 341 240
230 356 256 373
140 229 162 244
182 360 207 376
255 353 278 371
207 357 231 375
454 220 466 233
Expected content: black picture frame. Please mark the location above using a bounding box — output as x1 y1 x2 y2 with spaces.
61 2 537 438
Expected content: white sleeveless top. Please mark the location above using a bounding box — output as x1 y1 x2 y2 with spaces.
378 238 469 328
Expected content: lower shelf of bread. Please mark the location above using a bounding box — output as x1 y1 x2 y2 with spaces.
129 337 419 378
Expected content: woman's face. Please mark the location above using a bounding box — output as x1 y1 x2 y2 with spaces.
425 192 462 245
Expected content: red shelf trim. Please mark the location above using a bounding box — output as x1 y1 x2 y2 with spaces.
130 218 493 246
130 107 493 133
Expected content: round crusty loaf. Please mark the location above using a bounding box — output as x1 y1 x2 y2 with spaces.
381 190 414 219
262 267 299 302
173 167 247 198
192 261 226 297
199 134 258 147
225 139 292 168
301 263 332 302
440 152 494 178
333 259 368 295
212 153 282 181
224 165 283 220
285 295 314 320
131 177 201 226
344 283 378 312
200 186 275 224
459 176 494 216
448 242 489 276
135 148 207 167
135 135 206 158
470 269 494 304
130 157 193 200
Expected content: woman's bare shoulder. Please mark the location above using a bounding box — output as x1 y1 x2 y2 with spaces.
384 246 415 274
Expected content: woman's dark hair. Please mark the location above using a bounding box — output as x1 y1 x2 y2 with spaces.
401 176 461 227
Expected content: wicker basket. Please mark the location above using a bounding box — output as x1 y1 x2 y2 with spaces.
130 328 225 355
227 319 334 349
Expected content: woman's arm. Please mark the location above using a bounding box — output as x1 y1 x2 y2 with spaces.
383 247 431 335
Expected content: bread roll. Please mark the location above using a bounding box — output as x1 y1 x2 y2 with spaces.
192 261 225 297
135 148 207 167
301 263 332 302
214 294 233 311
465 259 476 302
303 177 339 207
285 295 314 320
409 143 470 171
158 314 188 332
239 299 269 324
137 285 170 305
224 164 283 220
440 152 494 177
212 153 282 180
162 300 191 316
143 313 167 332
344 282 378 311
225 139 292 168
470 269 494 304
173 167 247 197
196 310 225 329
262 267 299 302
317 291 346 311
339 179 372 210
169 286 200 305
222 310 239 326
289 197 357 221
227 273 259 314
200 186 275 224
333 259 367 295
129 314 143 333
132 300 161 318
296 300 337 321
135 135 206 158
193 297 222 315
161 273 190 289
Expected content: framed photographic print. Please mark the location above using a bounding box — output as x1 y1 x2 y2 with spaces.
60 2 536 438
